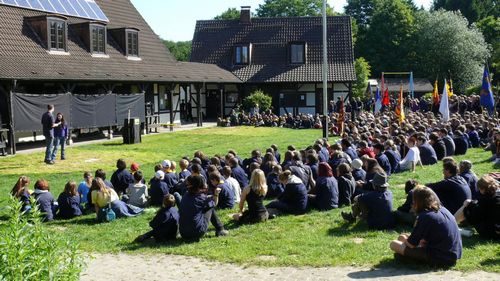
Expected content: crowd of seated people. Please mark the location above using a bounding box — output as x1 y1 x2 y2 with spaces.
218 109 322 129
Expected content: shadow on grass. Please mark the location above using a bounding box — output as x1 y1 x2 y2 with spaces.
49 216 99 226
481 257 500 267
120 237 198 251
461 235 499 249
328 222 411 237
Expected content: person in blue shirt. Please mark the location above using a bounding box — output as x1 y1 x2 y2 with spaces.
429 132 446 161
135 194 179 243
458 160 479 200
439 129 455 156
208 172 235 209
40 104 61 164
350 159 366 182
229 157 249 188
341 139 358 161
271 144 281 164
373 143 392 176
179 175 229 240
57 181 82 219
426 161 471 215
51 112 69 161
342 172 395 230
394 179 418 226
466 124 480 148
453 128 469 155
266 170 308 216
78 172 92 211
266 165 284 199
308 163 338 211
110 159 134 196
33 179 55 222
149 170 170 207
390 186 462 267
384 140 401 174
417 135 438 166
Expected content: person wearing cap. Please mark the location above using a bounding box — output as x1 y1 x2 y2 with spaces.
341 172 395 230
350 159 366 182
162 160 179 194
149 170 169 207
308 163 338 211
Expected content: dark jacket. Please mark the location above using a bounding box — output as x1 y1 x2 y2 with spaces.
427 175 472 214
57 192 82 219
432 139 447 161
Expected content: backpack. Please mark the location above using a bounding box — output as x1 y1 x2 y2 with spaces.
97 203 116 223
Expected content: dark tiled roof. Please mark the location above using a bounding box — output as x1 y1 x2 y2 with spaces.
0 0 240 83
191 16 356 83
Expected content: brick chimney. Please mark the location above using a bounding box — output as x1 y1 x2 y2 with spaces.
240 6 251 24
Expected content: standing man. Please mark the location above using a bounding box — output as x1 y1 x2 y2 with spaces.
41 104 60 164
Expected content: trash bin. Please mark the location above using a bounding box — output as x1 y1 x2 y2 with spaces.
123 118 141 144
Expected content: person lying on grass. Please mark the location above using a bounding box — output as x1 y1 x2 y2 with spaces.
233 169 268 224
135 194 179 243
390 186 462 267
179 175 229 239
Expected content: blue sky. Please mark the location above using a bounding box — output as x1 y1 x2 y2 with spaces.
130 0 432 42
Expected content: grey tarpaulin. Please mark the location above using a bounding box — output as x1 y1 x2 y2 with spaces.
71 94 117 128
116 94 145 123
12 93 71 132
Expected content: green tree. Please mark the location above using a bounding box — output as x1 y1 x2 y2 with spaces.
476 16 500 83
361 0 415 74
432 0 499 23
163 40 192 62
214 7 241 20
242 90 273 112
411 10 490 93
256 0 335 17
353 57 372 97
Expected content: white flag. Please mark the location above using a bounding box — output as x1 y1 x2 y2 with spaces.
439 79 450 122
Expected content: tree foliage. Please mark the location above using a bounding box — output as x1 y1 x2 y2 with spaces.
353 57 372 97
432 0 499 24
164 40 192 62
214 7 241 20
476 16 500 81
256 0 335 17
242 90 273 112
410 10 490 93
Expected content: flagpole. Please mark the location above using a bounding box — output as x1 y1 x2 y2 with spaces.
321 0 328 139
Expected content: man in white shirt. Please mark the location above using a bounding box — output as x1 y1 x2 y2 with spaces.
399 138 422 172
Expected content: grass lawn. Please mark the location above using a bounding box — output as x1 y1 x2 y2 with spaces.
0 127 499 272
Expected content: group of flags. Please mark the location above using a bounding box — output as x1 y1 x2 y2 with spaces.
372 65 496 123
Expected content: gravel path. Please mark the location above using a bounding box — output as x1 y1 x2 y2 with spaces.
80 253 499 281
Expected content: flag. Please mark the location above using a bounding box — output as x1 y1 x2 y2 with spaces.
432 79 440 105
382 87 390 106
374 87 382 113
447 79 454 97
395 85 405 123
480 66 495 114
439 79 450 122
337 99 345 135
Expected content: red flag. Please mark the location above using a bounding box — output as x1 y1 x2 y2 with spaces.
382 88 390 106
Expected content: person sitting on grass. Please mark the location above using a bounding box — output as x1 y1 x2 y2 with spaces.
91 178 143 220
337 163 356 207
125 171 149 208
229 157 249 188
458 160 479 200
179 175 229 240
266 170 308 216
426 161 471 215
110 159 134 196
373 143 392 176
33 179 56 222
162 160 179 194
57 181 82 219
308 163 338 211
222 166 241 204
233 169 269 224
454 175 500 240
178 159 191 181
149 170 169 207
78 172 92 211
266 165 284 199
394 179 419 226
399 138 422 172
135 194 179 243
11 176 31 213
208 172 235 210
341 172 395 230
390 186 462 267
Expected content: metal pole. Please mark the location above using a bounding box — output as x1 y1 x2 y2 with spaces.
322 0 328 139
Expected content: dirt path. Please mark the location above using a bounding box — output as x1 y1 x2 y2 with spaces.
80 253 499 281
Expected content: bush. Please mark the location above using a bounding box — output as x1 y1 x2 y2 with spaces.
0 197 85 281
242 90 273 112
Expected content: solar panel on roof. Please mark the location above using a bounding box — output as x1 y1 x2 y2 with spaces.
0 0 109 22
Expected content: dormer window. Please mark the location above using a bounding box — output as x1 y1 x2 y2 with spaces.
290 43 306 64
48 19 66 51
235 44 250 65
91 25 106 54
127 30 139 57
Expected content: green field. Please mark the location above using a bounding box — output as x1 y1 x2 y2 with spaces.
0 127 498 272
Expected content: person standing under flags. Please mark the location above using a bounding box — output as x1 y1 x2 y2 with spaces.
374 87 382 114
480 65 495 116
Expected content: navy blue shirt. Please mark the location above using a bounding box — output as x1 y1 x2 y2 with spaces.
266 173 284 198
442 135 455 156
427 175 472 214
150 206 179 241
397 189 414 213
215 181 235 209
278 181 308 214
179 170 191 181
321 147 330 162
232 165 249 188
308 162 319 180
357 189 394 229
344 147 358 161
460 171 479 200
34 190 54 222
352 168 366 182
314 176 339 210
467 131 480 148
453 135 468 155
432 139 447 161
41 111 55 138
418 143 438 166
337 175 356 206
408 207 462 265
111 169 134 194
57 192 82 219
163 172 179 194
149 178 170 207
376 153 392 176
384 150 401 174
179 192 214 239
53 123 68 138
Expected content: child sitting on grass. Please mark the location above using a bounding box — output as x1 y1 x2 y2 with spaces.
125 171 149 208
77 172 92 211
11 176 31 213
179 175 229 240
208 172 235 209
33 179 56 222
135 194 179 243
394 179 418 226
390 186 462 267
149 170 169 207
57 181 82 219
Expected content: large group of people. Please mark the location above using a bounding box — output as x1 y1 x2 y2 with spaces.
16 101 500 267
